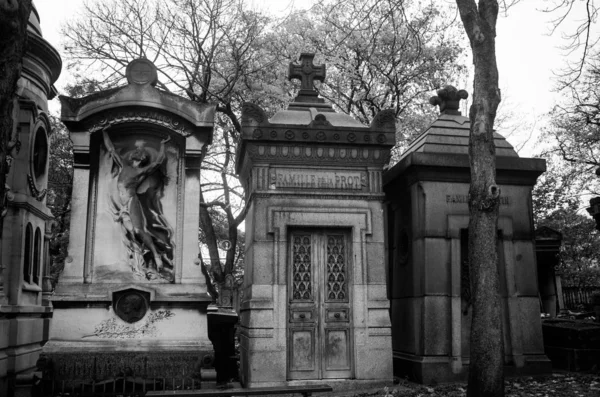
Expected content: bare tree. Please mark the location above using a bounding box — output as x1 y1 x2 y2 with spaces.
540 0 600 88
455 1 504 396
62 0 277 296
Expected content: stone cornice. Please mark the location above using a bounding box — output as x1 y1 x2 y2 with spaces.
238 142 391 176
25 33 62 87
60 83 216 144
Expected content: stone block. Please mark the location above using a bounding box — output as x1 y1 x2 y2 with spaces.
0 350 6 378
423 296 450 356
244 349 287 384
0 319 9 349
355 343 393 380
423 237 450 295
244 308 274 329
391 297 419 355
366 241 386 283
513 241 539 296
518 297 545 354
11 318 44 346
368 284 388 301
62 169 88 282
249 241 275 285
368 307 391 328
422 182 470 237
11 343 43 374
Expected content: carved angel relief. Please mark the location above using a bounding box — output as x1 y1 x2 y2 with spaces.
102 128 175 282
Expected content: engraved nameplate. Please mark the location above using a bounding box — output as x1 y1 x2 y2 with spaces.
272 169 367 190
446 194 510 206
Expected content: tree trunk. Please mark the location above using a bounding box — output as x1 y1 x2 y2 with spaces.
455 1 504 396
0 0 34 302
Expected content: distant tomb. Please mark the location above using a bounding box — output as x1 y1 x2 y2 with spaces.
44 59 216 387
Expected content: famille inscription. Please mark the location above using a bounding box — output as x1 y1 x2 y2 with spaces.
446 194 510 206
271 169 367 190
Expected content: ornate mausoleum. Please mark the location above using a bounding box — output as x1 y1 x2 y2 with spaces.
0 5 61 395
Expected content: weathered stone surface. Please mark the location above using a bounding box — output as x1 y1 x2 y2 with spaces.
384 94 550 384
238 53 394 387
45 59 216 387
0 6 61 393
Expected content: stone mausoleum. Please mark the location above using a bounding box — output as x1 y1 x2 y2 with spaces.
383 87 551 383
44 59 216 387
237 54 395 387
0 5 61 395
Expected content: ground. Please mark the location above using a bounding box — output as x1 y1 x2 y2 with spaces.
330 372 600 397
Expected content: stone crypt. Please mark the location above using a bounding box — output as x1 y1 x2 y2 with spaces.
236 54 395 387
44 59 216 387
383 86 551 383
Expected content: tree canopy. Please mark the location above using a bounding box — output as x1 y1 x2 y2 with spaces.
60 0 466 290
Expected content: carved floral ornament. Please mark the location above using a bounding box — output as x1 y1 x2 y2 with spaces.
87 110 193 137
246 144 386 163
248 128 390 145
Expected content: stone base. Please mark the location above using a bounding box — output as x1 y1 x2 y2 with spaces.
394 352 552 384
41 340 213 391
545 346 600 371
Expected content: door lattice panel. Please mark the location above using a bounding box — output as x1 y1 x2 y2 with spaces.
292 235 312 300
326 235 346 300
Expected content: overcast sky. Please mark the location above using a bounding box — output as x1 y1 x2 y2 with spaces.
33 0 584 157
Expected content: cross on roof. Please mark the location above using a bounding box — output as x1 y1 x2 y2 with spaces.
288 53 326 92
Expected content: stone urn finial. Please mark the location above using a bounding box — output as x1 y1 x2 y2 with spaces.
429 85 468 115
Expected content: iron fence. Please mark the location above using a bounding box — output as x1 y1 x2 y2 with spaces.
562 286 600 310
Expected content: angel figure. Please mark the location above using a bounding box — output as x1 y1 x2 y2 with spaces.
102 127 174 281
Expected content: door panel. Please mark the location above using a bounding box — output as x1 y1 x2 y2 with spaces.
324 328 351 372
289 328 316 372
288 229 353 380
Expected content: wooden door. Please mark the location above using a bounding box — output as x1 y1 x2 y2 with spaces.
287 229 353 380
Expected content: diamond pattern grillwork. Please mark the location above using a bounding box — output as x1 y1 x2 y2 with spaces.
326 235 346 300
292 235 312 300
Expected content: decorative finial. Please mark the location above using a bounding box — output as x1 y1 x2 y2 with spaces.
288 53 326 103
429 85 468 115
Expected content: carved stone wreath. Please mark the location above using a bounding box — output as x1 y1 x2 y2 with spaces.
347 133 357 142
285 130 295 140
252 129 263 139
316 131 326 141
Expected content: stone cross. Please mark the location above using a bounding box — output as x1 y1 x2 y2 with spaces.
288 53 326 91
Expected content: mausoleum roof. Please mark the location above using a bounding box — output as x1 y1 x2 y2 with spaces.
60 59 215 134
401 113 519 159
269 105 365 128
400 86 518 160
